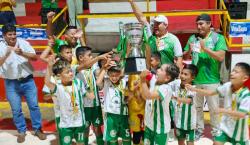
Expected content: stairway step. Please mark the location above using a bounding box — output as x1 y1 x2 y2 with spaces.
25 2 66 16
16 16 41 24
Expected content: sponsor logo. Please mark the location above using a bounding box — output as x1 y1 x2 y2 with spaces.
110 130 117 137
64 136 71 143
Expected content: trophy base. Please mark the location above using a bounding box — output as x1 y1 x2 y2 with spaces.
125 57 147 74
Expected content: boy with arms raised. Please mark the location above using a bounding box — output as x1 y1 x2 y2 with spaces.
44 56 93 145
97 61 131 145
172 64 198 145
75 46 105 145
187 62 250 145
140 64 179 145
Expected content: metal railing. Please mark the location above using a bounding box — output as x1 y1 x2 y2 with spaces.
219 0 250 48
77 0 250 49
0 6 68 50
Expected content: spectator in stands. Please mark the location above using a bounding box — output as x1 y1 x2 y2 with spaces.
183 13 228 140
67 0 83 28
0 0 16 25
0 24 46 143
40 0 58 24
128 0 183 70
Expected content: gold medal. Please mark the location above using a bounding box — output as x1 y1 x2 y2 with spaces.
232 97 236 111
73 106 78 114
178 89 187 107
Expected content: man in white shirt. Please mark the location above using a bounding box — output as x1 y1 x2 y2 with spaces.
0 24 46 143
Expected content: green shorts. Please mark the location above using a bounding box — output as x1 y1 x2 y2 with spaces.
214 130 248 145
104 113 131 142
169 100 175 121
84 106 103 128
55 117 63 145
59 126 85 145
176 128 195 142
144 127 168 145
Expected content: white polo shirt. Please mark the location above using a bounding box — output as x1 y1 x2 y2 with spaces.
0 38 35 79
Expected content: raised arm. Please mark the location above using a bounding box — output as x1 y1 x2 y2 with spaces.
128 0 148 25
40 36 55 62
140 70 160 100
96 58 114 89
46 12 55 38
44 56 56 92
76 51 112 72
96 68 106 89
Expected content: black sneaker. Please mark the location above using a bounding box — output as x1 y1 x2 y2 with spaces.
34 130 47 140
17 132 26 143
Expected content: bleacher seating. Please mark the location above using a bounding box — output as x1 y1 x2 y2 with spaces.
16 1 66 25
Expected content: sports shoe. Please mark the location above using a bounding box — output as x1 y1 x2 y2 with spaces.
195 130 204 141
34 130 47 140
17 132 26 143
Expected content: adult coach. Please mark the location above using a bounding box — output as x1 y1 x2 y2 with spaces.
183 14 227 139
0 24 46 143
128 0 183 69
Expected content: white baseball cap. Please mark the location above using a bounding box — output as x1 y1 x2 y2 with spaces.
154 15 168 24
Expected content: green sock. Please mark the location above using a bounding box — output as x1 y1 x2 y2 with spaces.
96 135 104 145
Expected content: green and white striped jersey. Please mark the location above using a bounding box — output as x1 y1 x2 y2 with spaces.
174 86 197 130
103 78 128 115
145 77 173 134
42 76 61 118
53 78 86 128
144 23 183 65
217 82 250 141
75 63 101 107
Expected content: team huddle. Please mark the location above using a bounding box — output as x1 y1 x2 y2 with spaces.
42 44 250 145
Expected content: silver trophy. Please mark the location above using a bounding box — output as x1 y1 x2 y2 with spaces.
123 23 147 74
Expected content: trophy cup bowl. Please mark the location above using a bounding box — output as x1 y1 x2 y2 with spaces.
124 23 147 74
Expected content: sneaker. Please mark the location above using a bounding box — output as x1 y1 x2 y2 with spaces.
17 132 26 143
168 129 176 142
195 130 204 141
34 130 47 140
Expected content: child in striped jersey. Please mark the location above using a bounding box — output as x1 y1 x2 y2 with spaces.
75 46 111 145
187 62 250 145
140 64 179 145
97 62 131 145
172 64 198 145
45 56 94 145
